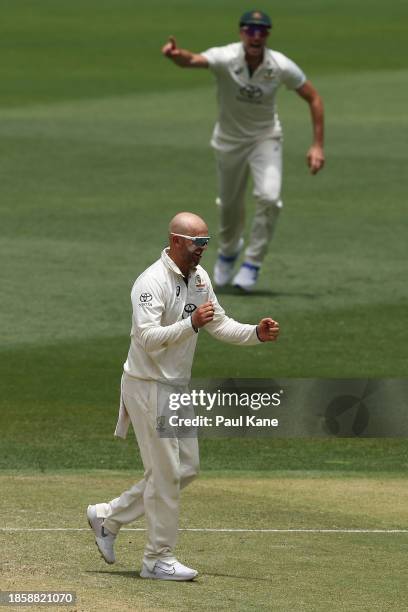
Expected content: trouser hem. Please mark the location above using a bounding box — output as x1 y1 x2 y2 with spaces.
143 555 177 571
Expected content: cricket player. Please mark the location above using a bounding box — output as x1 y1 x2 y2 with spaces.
162 10 325 291
87 212 279 581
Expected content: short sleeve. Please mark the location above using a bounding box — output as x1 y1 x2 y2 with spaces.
201 46 227 71
273 51 306 90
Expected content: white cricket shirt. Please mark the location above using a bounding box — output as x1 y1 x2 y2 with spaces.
123 248 259 383
201 42 306 150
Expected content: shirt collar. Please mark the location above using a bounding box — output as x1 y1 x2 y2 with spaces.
237 42 271 74
161 248 196 277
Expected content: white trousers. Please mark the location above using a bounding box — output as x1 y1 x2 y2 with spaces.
215 137 283 267
95 376 199 570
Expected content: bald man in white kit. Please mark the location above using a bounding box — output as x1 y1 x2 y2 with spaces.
87 212 279 581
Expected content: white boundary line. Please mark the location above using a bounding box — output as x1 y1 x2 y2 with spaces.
1 528 407 534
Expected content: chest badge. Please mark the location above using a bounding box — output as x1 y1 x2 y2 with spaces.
263 68 276 81
195 274 206 291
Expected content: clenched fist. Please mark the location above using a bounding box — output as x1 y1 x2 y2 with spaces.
256 318 280 342
192 301 215 328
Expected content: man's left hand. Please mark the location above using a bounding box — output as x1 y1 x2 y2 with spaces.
307 144 325 175
257 318 279 342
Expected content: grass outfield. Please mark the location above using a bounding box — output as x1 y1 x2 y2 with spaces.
1 4 407 466
0 2 407 608
1 471 407 611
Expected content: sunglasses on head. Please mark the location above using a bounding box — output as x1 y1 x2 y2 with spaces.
242 25 270 37
171 233 211 247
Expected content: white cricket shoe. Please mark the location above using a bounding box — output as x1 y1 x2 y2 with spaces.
213 238 244 286
232 262 260 292
86 504 117 564
140 559 198 581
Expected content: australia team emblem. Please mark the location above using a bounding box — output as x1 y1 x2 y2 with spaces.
195 274 206 290
263 68 276 81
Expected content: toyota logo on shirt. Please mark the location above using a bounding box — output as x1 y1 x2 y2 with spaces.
140 293 152 302
182 303 197 318
239 85 263 100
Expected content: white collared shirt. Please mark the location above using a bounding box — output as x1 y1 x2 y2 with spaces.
123 249 259 383
201 42 306 150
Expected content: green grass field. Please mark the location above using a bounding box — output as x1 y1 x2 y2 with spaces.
1 1 407 609
1 471 407 611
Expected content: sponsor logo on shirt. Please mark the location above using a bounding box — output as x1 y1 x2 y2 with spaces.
182 303 197 319
140 293 152 302
139 292 153 307
236 84 263 104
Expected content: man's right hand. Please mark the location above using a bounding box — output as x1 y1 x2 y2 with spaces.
192 301 215 328
161 36 180 59
161 37 209 69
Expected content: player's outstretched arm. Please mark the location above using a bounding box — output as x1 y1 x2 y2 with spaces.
256 318 280 343
296 80 325 175
161 36 209 68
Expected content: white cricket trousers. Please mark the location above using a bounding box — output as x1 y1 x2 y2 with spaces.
215 137 283 267
95 376 199 570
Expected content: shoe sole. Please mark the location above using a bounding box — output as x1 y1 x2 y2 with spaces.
87 512 115 565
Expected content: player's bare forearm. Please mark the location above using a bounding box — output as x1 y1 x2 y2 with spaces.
167 48 201 68
296 81 325 174
309 94 324 148
161 36 209 69
307 96 325 174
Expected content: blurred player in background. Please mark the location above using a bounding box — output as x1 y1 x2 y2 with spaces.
87 212 279 581
162 10 325 291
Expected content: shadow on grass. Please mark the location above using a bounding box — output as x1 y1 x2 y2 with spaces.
202 572 272 582
86 570 140 579
85 569 199 583
86 569 271 582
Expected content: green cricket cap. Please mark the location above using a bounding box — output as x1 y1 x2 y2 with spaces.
239 10 272 28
